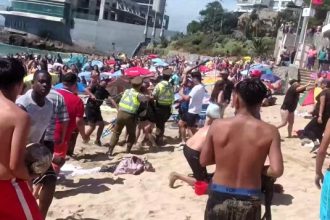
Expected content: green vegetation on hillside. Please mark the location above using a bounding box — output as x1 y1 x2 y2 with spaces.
160 1 328 57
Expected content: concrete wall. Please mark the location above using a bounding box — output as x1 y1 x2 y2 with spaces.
4 15 72 43
71 18 177 55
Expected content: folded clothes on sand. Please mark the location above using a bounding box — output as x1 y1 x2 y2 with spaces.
114 156 155 175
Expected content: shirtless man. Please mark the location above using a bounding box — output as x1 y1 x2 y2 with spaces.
201 78 284 220
0 58 43 219
169 125 210 187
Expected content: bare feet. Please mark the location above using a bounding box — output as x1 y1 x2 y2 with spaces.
104 143 114 157
169 172 178 188
82 137 90 144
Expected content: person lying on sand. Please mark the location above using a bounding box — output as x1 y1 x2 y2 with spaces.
169 125 211 188
201 78 284 220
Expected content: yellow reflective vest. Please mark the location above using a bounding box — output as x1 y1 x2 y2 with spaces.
156 81 174 106
119 88 140 114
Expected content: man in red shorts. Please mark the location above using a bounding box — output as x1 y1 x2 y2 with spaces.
0 58 43 219
53 73 88 173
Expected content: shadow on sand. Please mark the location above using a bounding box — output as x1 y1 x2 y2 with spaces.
271 192 294 206
72 151 108 162
163 135 181 146
56 217 98 220
55 177 125 199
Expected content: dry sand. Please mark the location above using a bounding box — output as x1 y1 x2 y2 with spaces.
47 96 322 220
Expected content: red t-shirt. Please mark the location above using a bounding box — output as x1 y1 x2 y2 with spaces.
54 89 84 142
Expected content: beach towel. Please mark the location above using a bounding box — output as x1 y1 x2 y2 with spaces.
321 171 330 220
114 156 154 175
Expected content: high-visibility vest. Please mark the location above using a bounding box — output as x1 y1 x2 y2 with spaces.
119 88 140 114
157 81 174 106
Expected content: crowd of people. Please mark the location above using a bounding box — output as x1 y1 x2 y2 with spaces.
2 49 330 220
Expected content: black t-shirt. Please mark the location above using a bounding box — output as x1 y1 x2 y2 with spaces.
314 89 330 119
281 84 301 112
223 79 234 103
86 85 110 108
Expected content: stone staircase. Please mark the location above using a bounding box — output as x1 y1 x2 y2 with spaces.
131 37 151 57
298 68 313 88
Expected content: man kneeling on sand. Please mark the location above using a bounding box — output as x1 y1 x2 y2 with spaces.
201 78 284 220
169 125 211 187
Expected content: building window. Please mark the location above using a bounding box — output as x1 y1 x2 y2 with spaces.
110 12 116 20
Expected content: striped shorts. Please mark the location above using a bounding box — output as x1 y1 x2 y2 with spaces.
0 179 43 220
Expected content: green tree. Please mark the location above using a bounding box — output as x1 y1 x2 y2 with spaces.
187 20 201 34
199 1 225 33
303 0 330 27
251 37 273 56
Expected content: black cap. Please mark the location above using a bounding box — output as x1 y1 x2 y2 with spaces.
191 71 202 82
62 73 78 86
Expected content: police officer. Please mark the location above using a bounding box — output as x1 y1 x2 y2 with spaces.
153 68 174 145
106 76 149 156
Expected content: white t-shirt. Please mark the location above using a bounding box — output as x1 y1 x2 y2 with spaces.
188 84 206 114
16 90 53 144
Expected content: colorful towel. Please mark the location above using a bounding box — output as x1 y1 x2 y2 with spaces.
321 171 330 220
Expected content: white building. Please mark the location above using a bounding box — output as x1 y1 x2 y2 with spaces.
271 0 302 11
237 0 302 13
237 0 272 13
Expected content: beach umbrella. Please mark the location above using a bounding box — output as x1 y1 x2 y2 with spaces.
149 66 157 72
261 74 281 83
124 67 151 77
250 64 273 75
148 54 158 59
106 59 116 66
91 60 103 69
151 58 163 63
152 58 169 67
78 71 92 81
241 70 249 75
54 82 86 93
154 61 169 67
100 72 113 80
82 60 104 70
110 70 123 79
299 87 323 106
24 73 59 88
312 0 324 5
53 62 63 69
199 65 211 73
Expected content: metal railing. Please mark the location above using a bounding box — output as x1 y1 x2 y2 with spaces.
324 11 330 26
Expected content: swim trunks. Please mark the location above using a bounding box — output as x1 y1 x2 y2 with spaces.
183 144 208 181
0 179 43 220
182 112 200 127
205 184 261 220
85 105 103 124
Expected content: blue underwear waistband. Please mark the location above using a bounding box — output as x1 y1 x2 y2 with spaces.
210 184 261 197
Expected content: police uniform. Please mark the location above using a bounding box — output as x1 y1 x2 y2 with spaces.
107 76 144 155
153 69 174 144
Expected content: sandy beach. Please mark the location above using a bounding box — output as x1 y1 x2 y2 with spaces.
47 95 322 220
